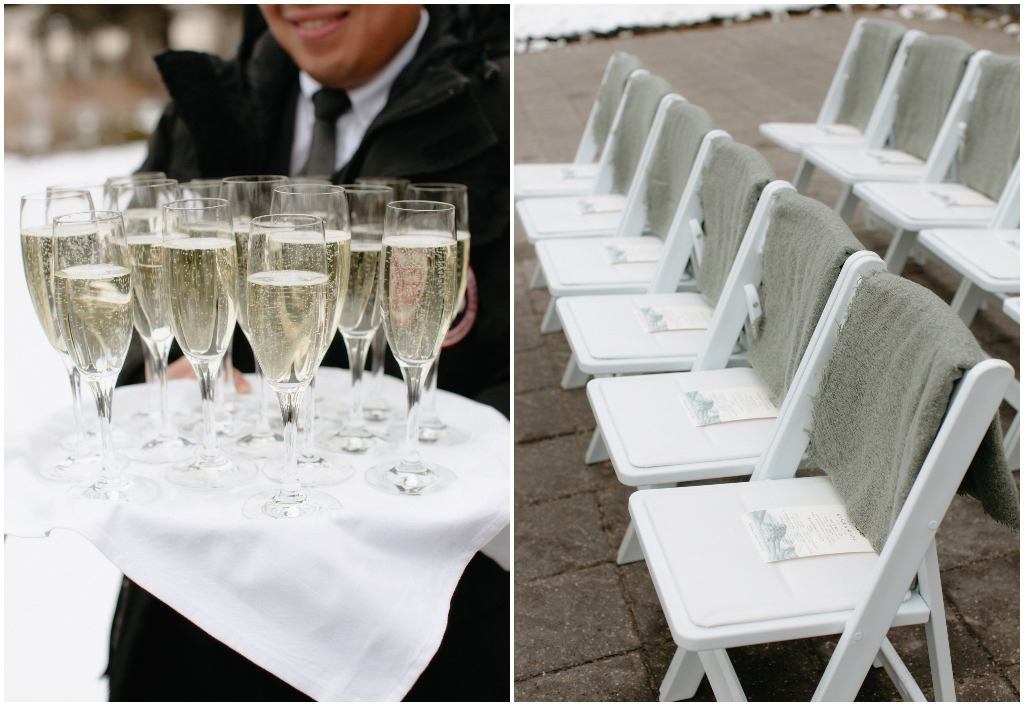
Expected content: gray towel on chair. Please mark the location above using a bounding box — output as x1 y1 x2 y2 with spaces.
839 19 906 132
810 271 1019 551
959 55 1020 202
892 36 974 161
644 102 716 240
747 191 864 403
695 142 774 306
592 53 643 152
611 74 674 194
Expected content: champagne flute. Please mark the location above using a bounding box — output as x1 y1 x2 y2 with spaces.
406 183 472 445
181 179 224 199
366 201 459 495
21 190 106 479
52 210 158 502
223 175 290 457
111 178 196 463
356 177 409 422
241 215 341 518
265 183 353 486
103 173 167 209
323 185 395 454
162 198 256 488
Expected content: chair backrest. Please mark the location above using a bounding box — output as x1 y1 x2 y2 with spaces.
592 72 674 196
891 36 976 160
575 52 644 164
830 19 907 132
857 30 926 147
990 160 1021 229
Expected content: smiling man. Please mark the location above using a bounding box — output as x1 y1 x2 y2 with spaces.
112 5 510 702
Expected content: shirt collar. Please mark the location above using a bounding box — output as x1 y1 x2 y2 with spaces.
297 8 429 123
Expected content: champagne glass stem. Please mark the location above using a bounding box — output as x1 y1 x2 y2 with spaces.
301 374 317 460
87 376 121 486
422 357 440 421
64 360 91 453
143 338 176 440
345 335 372 429
370 326 385 392
254 357 272 433
398 361 430 471
277 389 304 499
224 335 235 394
194 360 221 461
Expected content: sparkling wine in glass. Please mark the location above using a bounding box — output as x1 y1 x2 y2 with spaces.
223 175 290 457
366 201 459 495
163 198 256 489
241 215 341 518
406 183 472 445
52 210 158 502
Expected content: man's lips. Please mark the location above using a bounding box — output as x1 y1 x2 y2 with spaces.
287 11 348 42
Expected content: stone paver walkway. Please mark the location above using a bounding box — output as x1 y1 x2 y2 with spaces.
514 8 1020 701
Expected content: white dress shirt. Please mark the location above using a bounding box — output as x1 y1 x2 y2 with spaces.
289 8 430 176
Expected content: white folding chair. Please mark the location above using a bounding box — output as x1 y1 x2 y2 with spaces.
587 190 878 563
1002 297 1020 472
514 68 669 201
531 127 731 334
629 275 1014 701
554 144 777 390
803 38 983 223
760 20 919 193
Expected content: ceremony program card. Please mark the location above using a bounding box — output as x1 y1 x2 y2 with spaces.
863 149 924 166
559 164 600 180
678 386 779 426
576 195 627 215
603 241 662 264
740 505 875 562
636 304 714 332
926 184 996 207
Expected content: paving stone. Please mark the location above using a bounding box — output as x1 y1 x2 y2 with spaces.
515 387 576 443
937 490 1020 569
1005 662 1019 693
514 493 613 583
726 642 825 702
515 313 545 353
563 387 597 432
514 434 590 505
515 347 560 394
514 564 642 678
595 482 635 553
954 672 1021 701
513 652 656 702
942 554 1021 664
587 456 619 488
619 561 672 646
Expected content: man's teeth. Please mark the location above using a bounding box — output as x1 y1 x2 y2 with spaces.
297 18 333 29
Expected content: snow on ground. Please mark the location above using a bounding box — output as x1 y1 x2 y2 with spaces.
5 142 147 703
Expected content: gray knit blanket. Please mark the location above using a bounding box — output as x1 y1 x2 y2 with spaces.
644 102 716 240
591 52 644 152
839 19 906 132
695 141 774 305
892 36 974 161
610 74 674 194
747 192 864 404
810 271 1019 551
959 55 1020 201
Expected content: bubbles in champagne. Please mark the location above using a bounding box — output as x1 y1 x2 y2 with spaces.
164 236 237 361
247 270 328 388
54 263 133 377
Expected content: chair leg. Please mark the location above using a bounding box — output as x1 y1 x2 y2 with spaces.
561 352 590 390
793 158 815 195
918 541 956 701
585 426 609 464
540 297 562 333
864 209 878 232
617 518 645 565
1003 411 1019 471
949 278 986 327
530 264 546 290
834 184 859 224
875 638 929 702
660 648 706 702
883 228 918 276
699 649 747 702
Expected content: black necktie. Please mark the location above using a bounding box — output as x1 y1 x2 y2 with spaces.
300 88 352 177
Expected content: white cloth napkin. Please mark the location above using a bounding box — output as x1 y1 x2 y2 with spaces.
5 368 510 702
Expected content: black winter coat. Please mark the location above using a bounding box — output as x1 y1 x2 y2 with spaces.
128 5 510 415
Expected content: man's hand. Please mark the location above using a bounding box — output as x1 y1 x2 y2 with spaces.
167 356 252 394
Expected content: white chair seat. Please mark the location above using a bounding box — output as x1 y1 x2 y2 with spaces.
632 476 929 647
536 236 664 294
918 229 1021 292
758 122 863 153
853 181 999 231
513 163 597 201
558 292 713 362
803 145 925 183
516 194 627 243
593 368 775 472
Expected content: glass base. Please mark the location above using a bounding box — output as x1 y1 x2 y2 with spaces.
127 435 196 464
365 461 456 496
76 474 160 503
242 488 341 519
231 429 285 459
321 426 394 455
59 427 99 453
362 397 392 422
179 414 250 440
418 423 470 446
120 407 163 433
263 450 354 487
40 448 127 482
166 451 257 489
